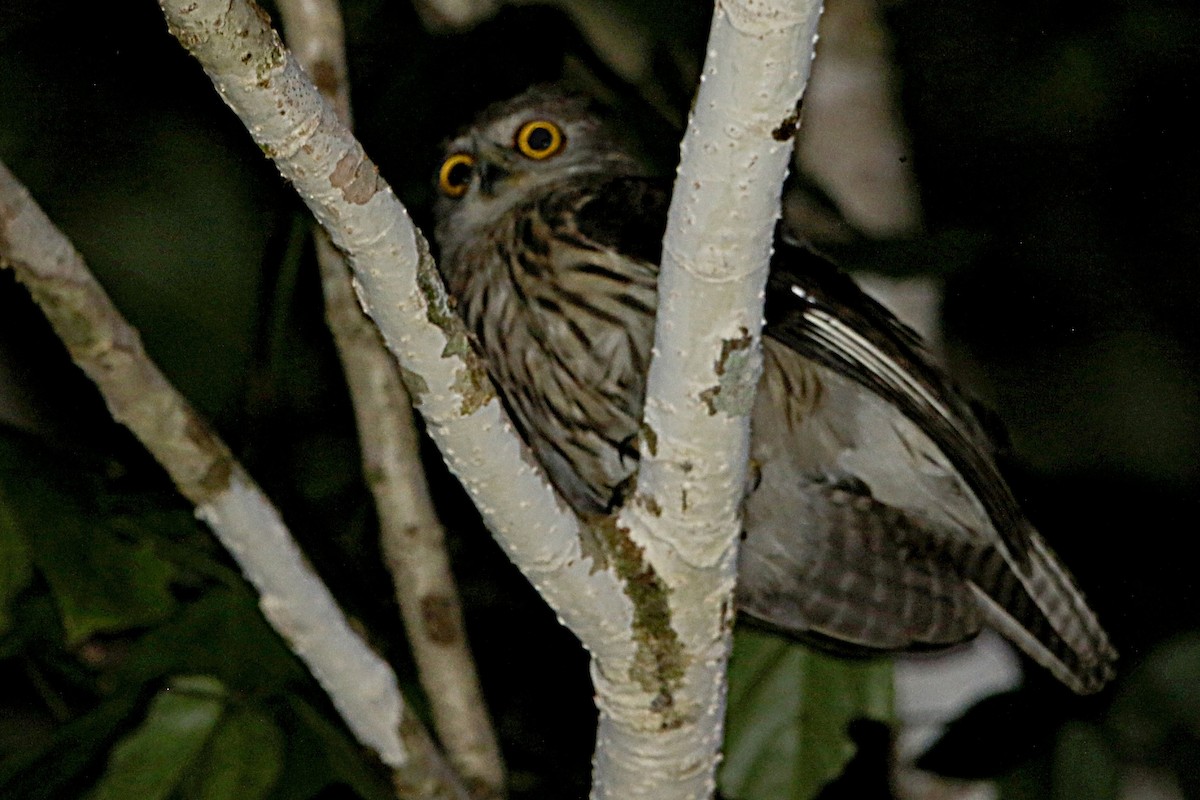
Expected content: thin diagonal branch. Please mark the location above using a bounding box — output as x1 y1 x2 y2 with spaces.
153 0 630 690
0 159 469 800
273 2 505 795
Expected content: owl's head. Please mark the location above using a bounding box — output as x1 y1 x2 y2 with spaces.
433 86 640 249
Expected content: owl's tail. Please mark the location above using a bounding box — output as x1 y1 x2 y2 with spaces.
968 525 1117 694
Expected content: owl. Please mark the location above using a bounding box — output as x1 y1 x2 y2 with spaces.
431 86 1117 693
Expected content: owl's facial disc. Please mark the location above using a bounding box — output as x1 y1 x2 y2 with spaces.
438 119 567 202
433 88 643 252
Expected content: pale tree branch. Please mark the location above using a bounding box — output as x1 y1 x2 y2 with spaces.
0 159 469 800
153 0 821 796
273 2 505 795
595 1 824 797
153 0 634 751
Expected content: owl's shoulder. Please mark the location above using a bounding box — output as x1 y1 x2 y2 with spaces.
535 175 672 266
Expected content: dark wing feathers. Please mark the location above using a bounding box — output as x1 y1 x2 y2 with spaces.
737 475 986 653
572 176 672 265
764 250 1032 563
568 175 1030 555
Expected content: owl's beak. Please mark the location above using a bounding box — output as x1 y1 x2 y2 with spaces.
477 158 511 198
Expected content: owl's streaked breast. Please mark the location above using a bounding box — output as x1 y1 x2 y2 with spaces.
442 183 659 513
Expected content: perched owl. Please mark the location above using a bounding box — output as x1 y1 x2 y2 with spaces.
432 86 1117 693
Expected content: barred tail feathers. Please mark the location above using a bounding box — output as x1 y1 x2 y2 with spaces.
969 526 1117 694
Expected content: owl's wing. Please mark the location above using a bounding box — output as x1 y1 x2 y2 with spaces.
568 176 1114 691
763 246 1032 560
757 244 1116 693
575 176 1028 554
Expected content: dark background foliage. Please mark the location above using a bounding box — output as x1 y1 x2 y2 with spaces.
1 0 1198 797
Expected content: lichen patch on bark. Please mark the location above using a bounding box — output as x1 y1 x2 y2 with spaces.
590 516 687 727
771 102 803 141
638 421 659 457
451 354 495 416
398 366 429 405
329 151 381 205
185 415 236 499
699 328 758 416
415 244 473 359
413 243 494 415
420 594 460 645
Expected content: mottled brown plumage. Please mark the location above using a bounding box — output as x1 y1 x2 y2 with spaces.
432 86 1117 693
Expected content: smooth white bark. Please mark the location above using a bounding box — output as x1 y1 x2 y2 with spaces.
599 1 824 797
196 474 406 761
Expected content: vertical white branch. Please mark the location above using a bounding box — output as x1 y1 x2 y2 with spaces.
598 1 824 797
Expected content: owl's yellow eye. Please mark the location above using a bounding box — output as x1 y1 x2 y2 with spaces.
438 153 475 198
515 120 565 160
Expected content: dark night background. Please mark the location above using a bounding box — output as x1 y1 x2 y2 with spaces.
1 0 1198 798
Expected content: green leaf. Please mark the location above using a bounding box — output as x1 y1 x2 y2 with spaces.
719 627 893 800
1106 631 1200 790
88 676 226 800
269 696 393 800
0 434 177 643
181 707 283 800
115 587 307 696
0 483 34 636
0 690 143 800
1051 722 1119 800
30 512 177 644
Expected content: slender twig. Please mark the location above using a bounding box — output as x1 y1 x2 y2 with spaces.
273 2 505 795
0 160 470 800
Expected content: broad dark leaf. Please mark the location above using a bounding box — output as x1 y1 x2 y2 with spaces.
0 485 33 636
268 697 393 800
88 676 226 800
0 690 142 800
114 587 308 696
0 435 177 644
180 706 284 800
720 627 893 800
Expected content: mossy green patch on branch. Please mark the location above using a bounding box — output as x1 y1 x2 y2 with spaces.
590 516 687 728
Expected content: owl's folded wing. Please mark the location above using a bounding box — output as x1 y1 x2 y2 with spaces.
571 174 1030 558
764 245 1033 561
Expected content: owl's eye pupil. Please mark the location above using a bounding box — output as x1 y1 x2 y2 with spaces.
447 161 472 187
526 127 554 152
516 120 565 160
438 153 476 198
